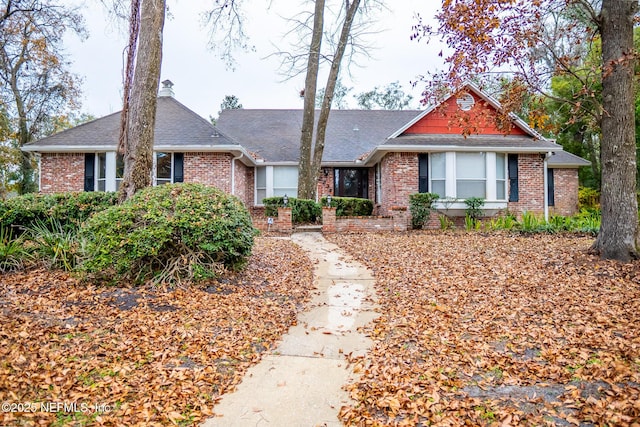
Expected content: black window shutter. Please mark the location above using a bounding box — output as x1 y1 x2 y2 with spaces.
84 153 95 191
418 153 429 193
547 168 555 206
508 154 519 202
173 153 184 183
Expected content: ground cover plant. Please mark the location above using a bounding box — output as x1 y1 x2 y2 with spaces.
328 232 640 426
0 238 314 426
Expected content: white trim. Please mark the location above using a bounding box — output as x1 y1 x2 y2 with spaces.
486 152 497 200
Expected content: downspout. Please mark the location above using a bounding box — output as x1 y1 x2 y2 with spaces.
543 152 551 222
231 153 244 195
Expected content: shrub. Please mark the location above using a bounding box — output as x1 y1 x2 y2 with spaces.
262 197 321 223
0 192 118 234
79 184 257 286
320 196 373 217
0 224 30 273
27 218 79 271
409 193 439 229
464 197 485 221
578 186 600 210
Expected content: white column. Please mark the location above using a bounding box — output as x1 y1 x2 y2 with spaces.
445 152 456 198
486 152 496 201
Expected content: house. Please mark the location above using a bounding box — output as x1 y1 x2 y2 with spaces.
23 80 589 220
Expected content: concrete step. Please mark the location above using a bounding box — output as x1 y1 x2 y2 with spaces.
294 224 323 232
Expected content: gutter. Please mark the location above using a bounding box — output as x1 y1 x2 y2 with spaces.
231 153 244 195
543 152 552 222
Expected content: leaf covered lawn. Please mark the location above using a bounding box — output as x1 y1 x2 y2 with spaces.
0 238 314 426
327 232 640 426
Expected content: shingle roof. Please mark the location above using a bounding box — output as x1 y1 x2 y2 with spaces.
215 109 419 162
547 150 592 167
23 96 236 151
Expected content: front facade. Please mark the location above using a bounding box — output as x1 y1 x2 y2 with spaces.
23 82 589 219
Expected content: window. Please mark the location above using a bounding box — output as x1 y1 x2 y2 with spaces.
334 168 368 199
155 152 172 185
116 153 124 190
456 152 486 198
430 153 446 197
97 153 107 191
273 166 298 197
255 166 298 204
427 152 508 201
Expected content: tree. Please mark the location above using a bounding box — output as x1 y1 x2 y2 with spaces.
117 0 166 202
0 0 85 193
220 94 243 111
355 81 414 110
416 0 639 261
315 79 353 109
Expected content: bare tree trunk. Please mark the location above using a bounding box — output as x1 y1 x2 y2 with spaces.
297 0 325 200
591 0 639 260
310 0 361 199
119 0 165 202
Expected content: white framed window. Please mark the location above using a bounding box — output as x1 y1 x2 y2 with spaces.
155 152 173 185
430 152 446 198
255 165 298 204
428 152 507 201
456 152 486 198
97 153 107 191
116 153 124 190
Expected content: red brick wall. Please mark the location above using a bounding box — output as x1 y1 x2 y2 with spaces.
317 168 334 199
184 152 232 193
233 160 251 206
508 154 544 215
550 168 579 216
40 153 85 194
379 152 418 216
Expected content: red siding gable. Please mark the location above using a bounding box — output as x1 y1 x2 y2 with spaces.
405 93 527 136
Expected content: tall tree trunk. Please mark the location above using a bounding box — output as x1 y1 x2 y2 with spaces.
297 0 325 200
310 0 361 200
119 0 165 202
591 0 639 260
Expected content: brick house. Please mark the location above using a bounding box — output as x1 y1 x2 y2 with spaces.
23 81 589 218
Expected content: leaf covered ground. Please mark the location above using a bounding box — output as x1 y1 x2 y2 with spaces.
0 238 314 426
327 232 640 426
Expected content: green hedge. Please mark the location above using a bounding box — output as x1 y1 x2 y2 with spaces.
0 192 118 233
79 184 257 285
409 193 439 229
262 197 321 223
320 196 373 217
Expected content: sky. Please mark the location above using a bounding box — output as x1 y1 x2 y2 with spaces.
65 1 444 120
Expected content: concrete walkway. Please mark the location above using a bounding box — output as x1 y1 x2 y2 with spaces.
201 232 378 427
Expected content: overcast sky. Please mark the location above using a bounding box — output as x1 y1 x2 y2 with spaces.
65 0 444 120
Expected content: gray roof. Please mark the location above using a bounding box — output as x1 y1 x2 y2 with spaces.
548 150 591 168
23 96 236 151
215 109 419 163
24 98 590 168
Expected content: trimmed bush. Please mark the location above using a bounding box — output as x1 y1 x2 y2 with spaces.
79 184 257 286
262 197 321 223
0 192 118 234
320 196 373 217
409 193 439 229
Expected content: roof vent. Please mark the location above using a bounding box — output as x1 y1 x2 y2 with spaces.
158 79 175 97
353 124 359 131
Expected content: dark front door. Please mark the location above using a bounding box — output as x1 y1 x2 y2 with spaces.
334 168 368 199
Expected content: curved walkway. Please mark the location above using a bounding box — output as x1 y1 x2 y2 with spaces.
202 232 378 427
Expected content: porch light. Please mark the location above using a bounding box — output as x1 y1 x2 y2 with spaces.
327 195 332 207
283 194 289 207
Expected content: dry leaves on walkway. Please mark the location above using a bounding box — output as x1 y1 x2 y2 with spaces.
0 237 314 427
328 232 640 426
